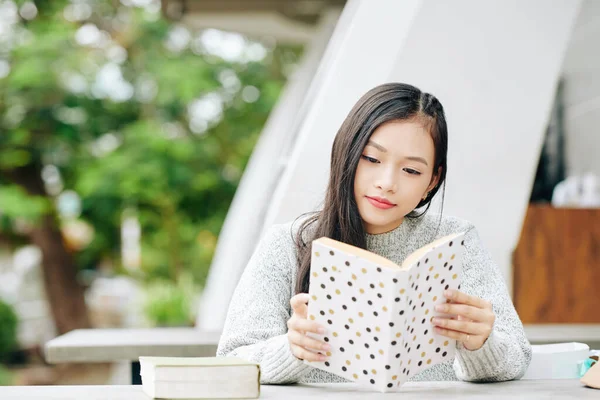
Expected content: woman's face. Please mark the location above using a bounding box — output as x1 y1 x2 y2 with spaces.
353 119 439 234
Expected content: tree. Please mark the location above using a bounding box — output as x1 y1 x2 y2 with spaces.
0 0 300 333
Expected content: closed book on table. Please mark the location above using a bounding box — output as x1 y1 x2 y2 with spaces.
139 356 260 399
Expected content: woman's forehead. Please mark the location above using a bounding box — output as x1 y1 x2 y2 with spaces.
368 120 435 158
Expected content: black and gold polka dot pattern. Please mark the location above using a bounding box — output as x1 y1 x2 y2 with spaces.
303 232 466 392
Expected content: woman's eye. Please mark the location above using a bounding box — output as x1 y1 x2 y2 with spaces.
361 155 379 164
404 168 421 175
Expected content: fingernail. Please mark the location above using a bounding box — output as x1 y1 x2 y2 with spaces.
319 354 328 361
317 327 326 334
322 344 331 351
432 318 439 325
444 290 453 298
435 305 444 312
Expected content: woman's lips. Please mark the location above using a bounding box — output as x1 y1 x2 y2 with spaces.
366 196 396 210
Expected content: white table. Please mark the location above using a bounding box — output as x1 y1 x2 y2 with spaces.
0 380 597 399
44 328 220 363
524 324 600 345
44 328 220 384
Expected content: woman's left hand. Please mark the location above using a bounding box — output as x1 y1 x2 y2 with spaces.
431 289 495 351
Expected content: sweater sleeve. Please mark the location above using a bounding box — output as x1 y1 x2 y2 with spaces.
452 225 532 382
216 223 312 384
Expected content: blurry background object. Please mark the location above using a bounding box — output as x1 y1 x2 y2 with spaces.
521 342 589 380
551 173 600 207
530 81 567 203
0 298 18 363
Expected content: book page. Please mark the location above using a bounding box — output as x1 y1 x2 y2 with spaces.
401 232 465 270
304 240 404 392
390 232 466 386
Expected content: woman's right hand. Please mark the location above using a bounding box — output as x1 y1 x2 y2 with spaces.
287 293 331 362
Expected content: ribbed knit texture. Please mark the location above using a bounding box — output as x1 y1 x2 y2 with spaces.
217 214 532 384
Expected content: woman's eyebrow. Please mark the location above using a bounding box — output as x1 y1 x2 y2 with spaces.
366 141 387 152
366 141 429 166
405 156 429 166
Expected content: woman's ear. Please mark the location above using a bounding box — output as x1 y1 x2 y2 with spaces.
427 166 442 193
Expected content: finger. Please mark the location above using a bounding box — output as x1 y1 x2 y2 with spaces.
435 303 491 322
287 317 326 335
288 330 330 353
457 315 473 323
290 293 310 310
432 317 490 336
433 326 473 343
290 343 327 362
444 290 491 310
290 293 310 315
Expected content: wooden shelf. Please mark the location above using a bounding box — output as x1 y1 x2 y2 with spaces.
513 204 600 324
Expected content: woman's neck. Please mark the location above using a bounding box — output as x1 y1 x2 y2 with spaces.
365 217 413 254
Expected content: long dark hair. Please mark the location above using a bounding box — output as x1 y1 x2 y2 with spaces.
293 82 448 295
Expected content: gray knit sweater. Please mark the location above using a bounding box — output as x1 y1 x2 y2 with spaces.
216 214 532 384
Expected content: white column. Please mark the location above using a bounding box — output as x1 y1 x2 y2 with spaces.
263 0 424 228
264 0 582 293
196 9 341 332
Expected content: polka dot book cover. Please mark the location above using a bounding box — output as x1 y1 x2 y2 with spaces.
304 232 466 392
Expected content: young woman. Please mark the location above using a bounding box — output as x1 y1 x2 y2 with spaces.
216 83 532 384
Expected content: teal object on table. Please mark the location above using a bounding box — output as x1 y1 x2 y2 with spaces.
579 358 598 378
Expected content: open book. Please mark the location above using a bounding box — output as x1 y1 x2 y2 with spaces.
304 231 466 392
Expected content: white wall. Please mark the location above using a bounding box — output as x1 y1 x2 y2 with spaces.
561 0 600 177
265 0 582 293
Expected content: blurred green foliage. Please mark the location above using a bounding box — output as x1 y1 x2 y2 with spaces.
0 299 18 363
142 272 195 327
0 365 13 386
0 0 301 294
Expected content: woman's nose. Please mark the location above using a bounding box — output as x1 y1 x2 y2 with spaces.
375 169 398 193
